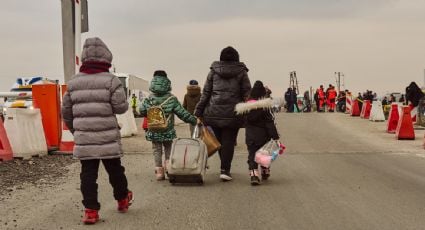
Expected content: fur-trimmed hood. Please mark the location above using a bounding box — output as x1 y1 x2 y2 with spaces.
235 98 273 115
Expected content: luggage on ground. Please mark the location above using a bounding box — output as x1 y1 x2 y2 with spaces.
167 126 208 184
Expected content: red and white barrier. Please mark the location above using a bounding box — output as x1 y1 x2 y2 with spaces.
56 122 74 154
360 100 372 119
4 108 48 159
396 106 415 140
345 94 352 114
409 104 417 123
0 119 13 161
387 103 400 133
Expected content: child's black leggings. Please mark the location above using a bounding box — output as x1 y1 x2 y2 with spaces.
247 144 263 170
80 158 128 210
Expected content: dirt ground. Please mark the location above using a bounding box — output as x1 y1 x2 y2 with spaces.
0 155 76 199
0 118 182 201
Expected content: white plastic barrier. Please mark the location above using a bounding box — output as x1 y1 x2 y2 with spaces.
4 108 48 159
397 102 404 115
116 109 138 137
369 101 385 122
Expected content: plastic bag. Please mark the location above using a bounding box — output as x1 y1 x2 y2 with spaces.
254 139 286 168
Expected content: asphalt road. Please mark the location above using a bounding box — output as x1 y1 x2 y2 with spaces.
1 112 425 230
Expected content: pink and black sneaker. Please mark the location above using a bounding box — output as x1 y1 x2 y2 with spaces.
261 167 271 181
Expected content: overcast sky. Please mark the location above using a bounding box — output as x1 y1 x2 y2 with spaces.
1 0 425 98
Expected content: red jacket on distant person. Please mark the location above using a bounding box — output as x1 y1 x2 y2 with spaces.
328 88 337 100
318 88 325 100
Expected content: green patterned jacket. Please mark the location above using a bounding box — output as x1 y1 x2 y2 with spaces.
139 75 197 142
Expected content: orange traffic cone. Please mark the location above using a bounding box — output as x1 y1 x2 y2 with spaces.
361 100 372 119
0 119 13 161
351 100 360 116
360 100 366 118
395 106 415 140
387 103 399 133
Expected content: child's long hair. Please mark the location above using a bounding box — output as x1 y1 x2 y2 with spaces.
249 80 267 100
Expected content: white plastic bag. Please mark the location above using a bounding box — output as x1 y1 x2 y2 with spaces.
254 139 285 168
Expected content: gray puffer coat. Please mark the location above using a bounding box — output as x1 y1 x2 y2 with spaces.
194 61 251 128
62 37 127 160
62 73 128 160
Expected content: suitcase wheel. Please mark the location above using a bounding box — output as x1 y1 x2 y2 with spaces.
169 176 176 184
198 178 204 185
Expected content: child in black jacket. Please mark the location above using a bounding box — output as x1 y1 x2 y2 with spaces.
235 81 280 185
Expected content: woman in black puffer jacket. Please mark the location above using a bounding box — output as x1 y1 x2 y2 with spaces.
195 46 251 181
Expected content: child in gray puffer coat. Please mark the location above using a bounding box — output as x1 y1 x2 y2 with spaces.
62 37 133 225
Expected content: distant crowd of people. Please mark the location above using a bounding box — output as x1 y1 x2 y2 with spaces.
284 84 344 113
282 81 425 115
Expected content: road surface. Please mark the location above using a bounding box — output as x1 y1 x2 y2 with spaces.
1 112 425 230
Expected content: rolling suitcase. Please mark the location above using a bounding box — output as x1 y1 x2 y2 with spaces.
167 127 207 185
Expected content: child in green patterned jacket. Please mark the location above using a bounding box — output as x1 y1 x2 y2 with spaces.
139 70 197 180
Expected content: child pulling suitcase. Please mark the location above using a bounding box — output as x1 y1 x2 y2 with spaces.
139 70 197 181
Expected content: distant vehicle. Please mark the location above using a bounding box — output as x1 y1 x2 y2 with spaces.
114 73 149 102
1 77 57 115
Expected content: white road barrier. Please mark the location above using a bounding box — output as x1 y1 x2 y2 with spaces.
117 109 138 137
4 108 48 159
369 100 385 122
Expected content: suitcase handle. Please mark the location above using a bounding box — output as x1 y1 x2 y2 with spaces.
192 124 201 139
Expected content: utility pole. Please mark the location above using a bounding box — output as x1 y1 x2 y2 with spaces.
61 0 74 83
289 71 299 94
61 0 89 83
335 72 343 93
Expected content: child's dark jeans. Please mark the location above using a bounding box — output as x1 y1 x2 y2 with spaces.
80 158 129 210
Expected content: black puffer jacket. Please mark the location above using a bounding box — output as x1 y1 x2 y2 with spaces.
235 98 279 146
195 61 251 128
